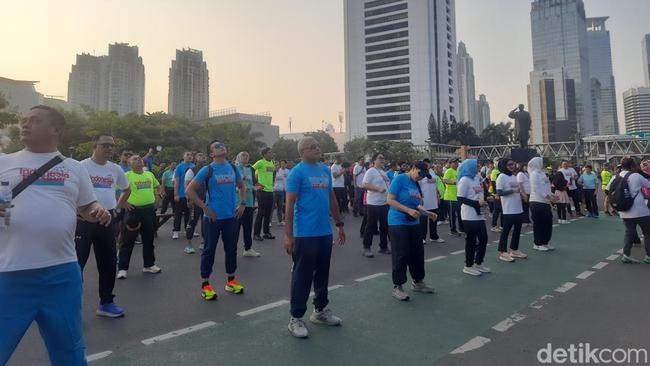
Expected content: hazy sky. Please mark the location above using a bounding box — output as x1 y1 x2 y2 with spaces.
2 0 649 134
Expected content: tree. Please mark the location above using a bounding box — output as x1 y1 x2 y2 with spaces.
479 122 515 145
441 111 450 143
343 136 373 162
372 140 421 163
0 92 19 129
305 130 339 153
427 113 440 143
272 137 299 162
447 120 480 146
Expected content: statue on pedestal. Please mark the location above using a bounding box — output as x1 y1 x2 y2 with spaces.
509 104 531 148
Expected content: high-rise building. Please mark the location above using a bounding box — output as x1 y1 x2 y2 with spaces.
586 17 619 135
68 43 145 116
641 34 650 88
345 0 458 144
623 87 650 134
68 54 104 112
528 0 594 143
168 48 209 120
457 41 477 128
476 94 490 132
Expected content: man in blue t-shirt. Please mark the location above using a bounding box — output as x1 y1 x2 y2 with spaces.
284 137 346 339
186 142 246 302
172 151 195 239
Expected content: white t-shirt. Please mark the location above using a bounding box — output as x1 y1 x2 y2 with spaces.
530 171 552 204
457 175 485 221
418 172 439 210
516 171 531 195
558 168 578 190
362 167 390 206
274 167 290 191
81 158 128 210
615 171 650 219
0 150 97 272
353 164 366 188
184 168 195 183
496 173 523 215
331 163 345 188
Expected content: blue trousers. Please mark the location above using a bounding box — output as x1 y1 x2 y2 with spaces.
0 262 86 366
290 235 333 318
201 217 238 279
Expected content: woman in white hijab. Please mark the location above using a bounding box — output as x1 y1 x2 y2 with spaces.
528 157 557 251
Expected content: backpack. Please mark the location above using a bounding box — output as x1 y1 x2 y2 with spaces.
204 163 239 203
608 172 637 212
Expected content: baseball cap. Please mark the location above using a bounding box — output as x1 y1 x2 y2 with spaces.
414 161 432 179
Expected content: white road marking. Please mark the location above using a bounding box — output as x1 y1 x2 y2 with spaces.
492 313 526 332
237 300 290 317
87 351 112 362
493 240 499 244
425 256 446 263
328 285 344 291
450 336 491 354
592 262 609 270
142 321 217 345
552 224 559 227
354 273 387 282
606 254 620 261
555 282 577 293
451 249 465 255
576 270 595 280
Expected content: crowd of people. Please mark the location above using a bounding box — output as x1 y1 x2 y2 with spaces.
1 106 650 364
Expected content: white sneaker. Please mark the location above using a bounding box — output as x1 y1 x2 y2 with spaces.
499 252 515 262
243 249 261 257
116 270 127 279
490 227 502 233
288 317 309 338
473 264 491 273
143 265 162 274
422 239 427 245
184 246 196 254
430 238 445 243
463 266 482 276
392 286 410 301
172 231 179 240
309 308 342 326
546 244 556 251
533 245 549 252
510 250 528 259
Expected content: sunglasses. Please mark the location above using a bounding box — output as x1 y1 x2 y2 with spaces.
212 143 225 149
99 143 115 148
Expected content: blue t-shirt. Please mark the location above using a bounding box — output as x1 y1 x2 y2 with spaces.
388 173 422 226
579 172 598 190
387 170 395 182
286 161 333 238
174 162 195 198
162 170 174 188
193 162 241 220
237 165 255 207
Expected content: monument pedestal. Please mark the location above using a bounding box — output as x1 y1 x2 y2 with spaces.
510 148 537 163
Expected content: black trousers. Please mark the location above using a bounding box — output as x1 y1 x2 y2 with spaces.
463 220 488 267
353 187 365 215
498 213 522 252
290 235 333 318
449 201 464 232
254 191 274 236
363 204 389 250
160 187 175 214
419 208 440 240
334 187 347 214
438 200 449 221
173 197 190 232
556 203 568 220
622 216 650 257
75 219 117 305
530 202 553 246
238 206 254 250
491 200 502 227
568 189 582 214
186 205 203 240
118 206 157 270
583 189 598 216
389 225 425 286
522 195 531 223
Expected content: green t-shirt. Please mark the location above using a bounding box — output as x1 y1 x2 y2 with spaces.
126 170 160 206
252 159 275 192
489 169 500 194
601 170 612 189
442 168 458 201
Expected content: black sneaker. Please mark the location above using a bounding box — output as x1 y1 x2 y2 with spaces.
263 233 276 240
254 235 264 242
378 248 392 255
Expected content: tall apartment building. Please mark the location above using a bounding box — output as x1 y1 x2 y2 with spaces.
168 48 209 120
68 43 145 116
586 17 619 135
528 0 594 143
457 41 478 129
476 94 490 133
643 34 650 87
623 87 650 134
345 0 458 144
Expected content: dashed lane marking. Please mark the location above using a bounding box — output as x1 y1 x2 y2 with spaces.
425 256 446 263
354 273 387 282
576 270 595 280
555 282 577 293
142 321 217 345
87 351 112 362
450 336 491 354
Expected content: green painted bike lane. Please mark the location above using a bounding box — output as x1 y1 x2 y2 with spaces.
95 216 624 366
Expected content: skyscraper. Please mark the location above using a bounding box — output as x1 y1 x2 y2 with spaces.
457 41 478 128
623 87 650 133
168 48 209 120
68 43 145 116
586 17 618 135
528 0 594 143
345 0 458 144
641 34 650 88
476 94 490 133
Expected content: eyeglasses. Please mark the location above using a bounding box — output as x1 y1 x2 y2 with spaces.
99 143 115 148
305 144 320 150
212 143 225 149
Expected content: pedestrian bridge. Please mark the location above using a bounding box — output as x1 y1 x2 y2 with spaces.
417 135 650 163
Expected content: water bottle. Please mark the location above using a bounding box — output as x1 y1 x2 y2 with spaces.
0 181 11 230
